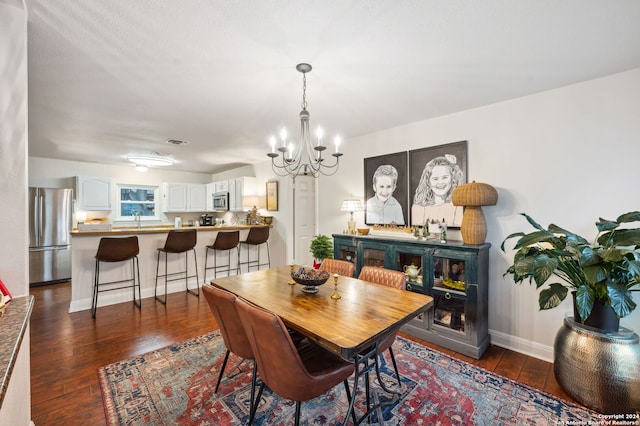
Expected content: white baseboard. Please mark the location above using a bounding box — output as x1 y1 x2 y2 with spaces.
489 328 554 363
68 281 199 313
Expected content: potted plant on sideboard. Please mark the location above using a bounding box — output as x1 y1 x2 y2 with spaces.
310 234 333 269
501 211 640 413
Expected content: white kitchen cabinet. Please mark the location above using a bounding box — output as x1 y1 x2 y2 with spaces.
206 182 216 211
76 176 112 211
228 177 257 211
214 180 229 193
163 183 207 212
187 183 206 211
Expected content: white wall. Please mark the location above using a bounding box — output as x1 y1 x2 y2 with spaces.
0 0 31 423
317 68 640 361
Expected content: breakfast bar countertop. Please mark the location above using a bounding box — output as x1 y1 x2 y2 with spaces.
70 224 269 236
0 295 34 408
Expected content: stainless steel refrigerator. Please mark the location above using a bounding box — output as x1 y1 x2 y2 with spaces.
29 187 73 286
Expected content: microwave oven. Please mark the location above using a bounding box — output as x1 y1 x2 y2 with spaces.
212 192 229 211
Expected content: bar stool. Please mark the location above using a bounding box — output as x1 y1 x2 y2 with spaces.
238 226 271 273
92 236 141 318
204 231 240 281
155 229 199 304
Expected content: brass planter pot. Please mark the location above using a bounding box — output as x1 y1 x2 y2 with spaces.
554 317 640 414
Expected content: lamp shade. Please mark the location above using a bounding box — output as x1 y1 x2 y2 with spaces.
242 195 260 209
341 199 364 212
451 181 498 245
451 181 498 206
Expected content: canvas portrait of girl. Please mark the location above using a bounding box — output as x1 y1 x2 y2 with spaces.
410 141 467 227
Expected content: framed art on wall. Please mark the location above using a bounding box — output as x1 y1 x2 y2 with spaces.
266 181 278 211
364 151 409 225
409 140 467 227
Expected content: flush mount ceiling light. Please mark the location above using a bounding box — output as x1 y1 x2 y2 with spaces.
134 164 148 172
267 63 343 178
127 155 174 167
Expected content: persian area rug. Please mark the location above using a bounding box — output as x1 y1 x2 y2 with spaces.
98 331 598 425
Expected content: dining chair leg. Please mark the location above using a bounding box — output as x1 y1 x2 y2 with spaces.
248 381 265 425
215 349 231 392
294 401 301 426
248 361 258 424
343 379 357 424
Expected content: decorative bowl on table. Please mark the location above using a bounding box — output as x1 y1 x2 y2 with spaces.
291 268 330 294
357 228 370 235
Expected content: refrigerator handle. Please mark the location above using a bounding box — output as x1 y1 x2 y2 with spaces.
38 194 44 245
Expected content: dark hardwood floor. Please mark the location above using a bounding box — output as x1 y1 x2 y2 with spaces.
30 282 574 425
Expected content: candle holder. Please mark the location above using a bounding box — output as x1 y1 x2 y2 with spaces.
288 265 296 285
331 274 341 299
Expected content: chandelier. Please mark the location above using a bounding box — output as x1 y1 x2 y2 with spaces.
267 63 342 177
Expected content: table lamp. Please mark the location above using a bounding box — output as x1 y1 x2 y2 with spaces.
242 195 262 224
451 181 498 244
341 198 364 234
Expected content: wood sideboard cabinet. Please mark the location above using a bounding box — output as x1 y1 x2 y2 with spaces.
332 233 491 359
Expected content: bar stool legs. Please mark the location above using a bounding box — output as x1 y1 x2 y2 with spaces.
92 236 142 318
204 231 241 281
154 229 200 304
154 247 199 304
238 226 271 273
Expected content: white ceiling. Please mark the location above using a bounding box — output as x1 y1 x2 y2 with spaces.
25 0 640 174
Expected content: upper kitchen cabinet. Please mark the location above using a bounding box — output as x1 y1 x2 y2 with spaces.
162 183 206 212
76 176 112 211
228 177 257 211
188 183 206 211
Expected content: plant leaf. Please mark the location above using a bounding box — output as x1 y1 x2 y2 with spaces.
575 285 594 321
607 283 637 317
583 264 607 285
533 254 558 288
548 224 590 244
512 230 558 250
501 232 525 251
539 283 568 310
616 211 640 224
598 229 640 247
521 213 545 231
596 218 619 233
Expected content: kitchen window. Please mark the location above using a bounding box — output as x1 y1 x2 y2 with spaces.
116 184 159 220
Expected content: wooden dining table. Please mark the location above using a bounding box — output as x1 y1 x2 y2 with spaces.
211 265 434 424
209 265 434 361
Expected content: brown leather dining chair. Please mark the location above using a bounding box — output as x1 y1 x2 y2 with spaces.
235 297 355 426
202 284 259 419
319 258 355 277
358 266 406 391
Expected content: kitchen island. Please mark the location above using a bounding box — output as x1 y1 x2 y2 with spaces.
69 225 270 313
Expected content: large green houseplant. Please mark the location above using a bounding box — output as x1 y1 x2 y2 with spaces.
310 234 333 267
501 211 640 326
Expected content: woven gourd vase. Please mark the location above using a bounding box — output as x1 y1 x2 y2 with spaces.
452 181 498 245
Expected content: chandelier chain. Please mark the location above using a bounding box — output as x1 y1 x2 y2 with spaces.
301 72 307 110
